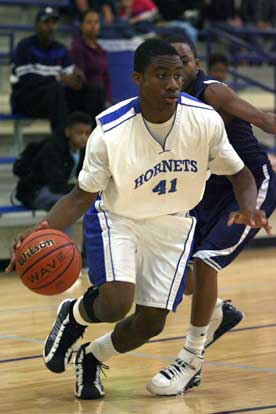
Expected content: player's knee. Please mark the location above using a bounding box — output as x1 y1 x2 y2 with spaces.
136 308 168 339
98 282 134 322
101 300 132 322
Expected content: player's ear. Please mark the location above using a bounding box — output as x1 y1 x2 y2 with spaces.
132 71 142 87
195 58 201 70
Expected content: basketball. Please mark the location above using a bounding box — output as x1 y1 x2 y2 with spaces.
15 229 82 295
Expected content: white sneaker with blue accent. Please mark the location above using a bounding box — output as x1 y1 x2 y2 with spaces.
147 349 203 396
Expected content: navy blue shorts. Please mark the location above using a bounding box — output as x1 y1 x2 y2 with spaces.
192 164 276 271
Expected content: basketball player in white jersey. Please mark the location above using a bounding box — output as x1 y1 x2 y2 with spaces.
7 38 270 399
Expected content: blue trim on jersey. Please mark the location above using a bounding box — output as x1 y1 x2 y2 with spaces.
179 92 214 111
180 92 203 103
103 113 137 133
180 102 214 111
98 201 116 281
166 217 196 311
84 203 107 286
98 97 139 126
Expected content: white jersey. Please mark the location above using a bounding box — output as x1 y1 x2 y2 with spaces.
78 93 244 219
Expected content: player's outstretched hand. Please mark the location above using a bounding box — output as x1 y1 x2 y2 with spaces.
227 209 272 235
5 220 49 273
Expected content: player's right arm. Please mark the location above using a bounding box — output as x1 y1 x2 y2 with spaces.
204 83 276 134
6 126 111 272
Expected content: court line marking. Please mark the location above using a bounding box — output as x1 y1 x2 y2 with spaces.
0 305 59 314
1 277 276 315
210 404 276 413
0 335 43 343
148 322 276 343
128 352 276 374
2 349 276 376
1 322 276 348
1 322 276 372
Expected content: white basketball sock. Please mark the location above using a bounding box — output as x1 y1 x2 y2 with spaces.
181 323 209 357
86 332 120 362
73 297 88 326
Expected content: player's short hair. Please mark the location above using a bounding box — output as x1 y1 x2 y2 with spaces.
134 38 180 73
165 35 198 59
66 111 91 127
208 53 229 70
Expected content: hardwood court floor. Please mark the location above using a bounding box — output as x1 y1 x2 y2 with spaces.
1 248 276 414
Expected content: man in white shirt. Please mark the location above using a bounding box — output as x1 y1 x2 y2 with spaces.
7 38 269 399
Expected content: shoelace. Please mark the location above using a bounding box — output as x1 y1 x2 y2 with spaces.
69 322 86 339
98 362 109 377
160 358 190 380
74 358 109 377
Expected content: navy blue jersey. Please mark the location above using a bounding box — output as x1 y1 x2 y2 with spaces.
11 35 74 90
191 70 271 182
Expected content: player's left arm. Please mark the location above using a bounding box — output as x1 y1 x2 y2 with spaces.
226 166 272 234
204 83 276 134
208 112 272 234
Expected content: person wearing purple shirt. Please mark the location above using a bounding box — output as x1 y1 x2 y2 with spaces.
70 9 112 104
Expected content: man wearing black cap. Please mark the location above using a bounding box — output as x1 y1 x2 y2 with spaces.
10 7 105 132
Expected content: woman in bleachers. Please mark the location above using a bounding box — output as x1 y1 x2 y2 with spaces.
70 9 112 106
73 0 116 25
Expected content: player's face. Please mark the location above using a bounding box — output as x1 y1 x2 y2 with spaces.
133 55 183 116
36 18 58 44
171 43 200 93
66 123 91 151
81 11 100 38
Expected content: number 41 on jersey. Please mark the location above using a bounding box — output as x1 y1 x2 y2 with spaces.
152 178 177 195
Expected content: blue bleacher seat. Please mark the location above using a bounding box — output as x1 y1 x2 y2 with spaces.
0 205 33 214
0 0 69 7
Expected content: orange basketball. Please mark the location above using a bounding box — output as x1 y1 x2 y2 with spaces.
15 229 82 295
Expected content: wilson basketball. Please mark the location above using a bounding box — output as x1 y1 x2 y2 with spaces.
15 229 82 295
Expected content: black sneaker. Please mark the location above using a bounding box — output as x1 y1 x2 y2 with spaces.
43 299 87 373
74 342 108 399
205 300 243 348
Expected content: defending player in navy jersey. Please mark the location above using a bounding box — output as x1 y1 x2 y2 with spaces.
7 39 270 400
148 36 276 396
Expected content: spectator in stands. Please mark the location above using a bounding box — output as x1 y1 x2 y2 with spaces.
73 0 117 24
118 0 157 25
239 0 276 29
208 53 229 82
70 9 112 105
14 112 92 213
204 0 242 27
154 0 198 43
11 7 105 132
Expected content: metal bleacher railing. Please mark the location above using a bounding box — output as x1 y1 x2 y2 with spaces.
206 24 276 113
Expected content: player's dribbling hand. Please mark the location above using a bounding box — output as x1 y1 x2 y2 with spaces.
5 220 49 273
227 209 272 236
